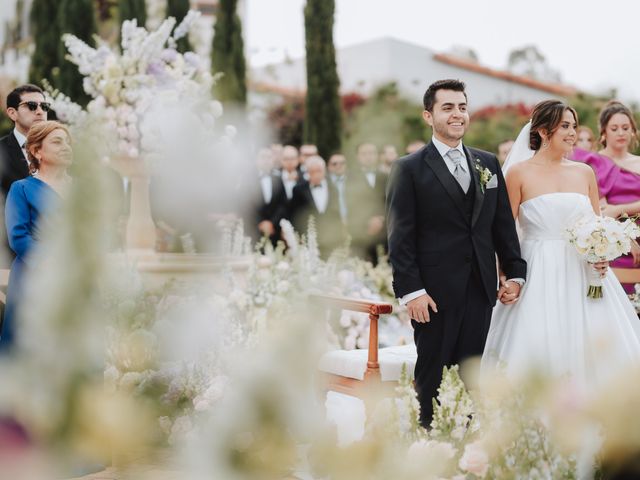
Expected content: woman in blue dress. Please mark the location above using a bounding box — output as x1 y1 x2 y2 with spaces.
1 120 72 351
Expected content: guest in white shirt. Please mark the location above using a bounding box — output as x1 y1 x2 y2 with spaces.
280 145 301 200
346 143 388 262
289 156 344 256
327 153 348 224
299 144 318 180
251 148 286 246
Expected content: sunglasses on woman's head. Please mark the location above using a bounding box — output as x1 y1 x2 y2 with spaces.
18 101 51 112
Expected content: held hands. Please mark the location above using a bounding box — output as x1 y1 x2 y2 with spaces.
258 220 275 236
498 276 521 305
406 294 438 323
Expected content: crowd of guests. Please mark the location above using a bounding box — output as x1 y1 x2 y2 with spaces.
245 141 394 261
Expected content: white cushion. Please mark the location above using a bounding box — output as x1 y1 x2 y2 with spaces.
319 344 417 381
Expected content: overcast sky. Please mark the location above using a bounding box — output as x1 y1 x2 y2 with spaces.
245 0 640 103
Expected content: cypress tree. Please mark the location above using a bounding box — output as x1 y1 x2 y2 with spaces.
166 0 191 53
304 0 341 159
57 0 97 105
118 0 147 28
28 0 61 87
211 0 247 106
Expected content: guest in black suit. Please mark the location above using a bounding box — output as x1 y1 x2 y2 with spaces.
289 155 344 257
346 143 388 263
327 153 348 225
0 84 49 268
0 85 49 199
249 148 287 247
386 79 526 427
280 145 302 201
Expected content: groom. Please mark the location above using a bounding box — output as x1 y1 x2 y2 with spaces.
386 79 526 426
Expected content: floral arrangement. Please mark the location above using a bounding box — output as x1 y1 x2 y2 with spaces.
380 365 579 479
49 12 227 161
567 214 640 298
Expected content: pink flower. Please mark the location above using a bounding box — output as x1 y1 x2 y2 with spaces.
459 441 489 478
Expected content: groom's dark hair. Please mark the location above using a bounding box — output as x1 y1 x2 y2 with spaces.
423 79 467 112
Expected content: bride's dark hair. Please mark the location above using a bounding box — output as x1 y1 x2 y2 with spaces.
529 100 578 150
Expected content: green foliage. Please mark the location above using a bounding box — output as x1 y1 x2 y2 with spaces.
267 96 305 147
211 0 247 106
0 114 13 138
465 103 533 154
341 83 426 159
118 0 146 27
166 0 191 53
28 0 61 88
303 0 341 159
57 0 96 106
551 92 640 154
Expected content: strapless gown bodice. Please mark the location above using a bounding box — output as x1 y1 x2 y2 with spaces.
518 192 593 241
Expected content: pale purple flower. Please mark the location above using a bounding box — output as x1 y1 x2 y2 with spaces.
161 48 178 64
183 52 201 70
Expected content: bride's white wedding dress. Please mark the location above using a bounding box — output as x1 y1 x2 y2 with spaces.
482 192 640 389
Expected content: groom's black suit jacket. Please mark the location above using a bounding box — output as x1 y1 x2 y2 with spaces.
386 142 526 308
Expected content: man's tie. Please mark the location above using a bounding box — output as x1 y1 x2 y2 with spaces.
447 149 471 193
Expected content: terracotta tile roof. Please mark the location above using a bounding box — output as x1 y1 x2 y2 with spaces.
250 81 305 98
433 53 577 97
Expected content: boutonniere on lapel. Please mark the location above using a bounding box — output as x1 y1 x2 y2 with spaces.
474 159 493 193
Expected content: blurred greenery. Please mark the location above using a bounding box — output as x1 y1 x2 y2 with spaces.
212 0 247 106
304 0 342 160
341 82 427 162
0 115 13 138
465 103 532 153
167 0 191 53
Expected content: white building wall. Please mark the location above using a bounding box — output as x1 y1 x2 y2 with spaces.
251 37 568 111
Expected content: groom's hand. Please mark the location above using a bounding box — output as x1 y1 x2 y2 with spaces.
407 294 438 323
498 276 521 305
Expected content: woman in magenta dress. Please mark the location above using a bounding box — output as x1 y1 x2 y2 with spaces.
572 101 640 293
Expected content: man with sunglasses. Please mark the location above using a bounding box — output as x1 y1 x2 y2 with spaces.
0 84 49 271
1 84 49 200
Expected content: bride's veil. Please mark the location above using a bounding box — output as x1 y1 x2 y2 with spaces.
501 121 535 236
502 121 534 176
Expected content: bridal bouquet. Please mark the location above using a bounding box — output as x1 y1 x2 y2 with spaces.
566 215 640 298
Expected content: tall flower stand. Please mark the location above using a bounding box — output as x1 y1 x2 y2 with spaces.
107 156 251 289
109 155 157 256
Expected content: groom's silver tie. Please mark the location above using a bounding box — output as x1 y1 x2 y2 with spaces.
447 149 471 193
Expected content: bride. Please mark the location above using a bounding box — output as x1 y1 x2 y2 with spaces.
482 100 640 390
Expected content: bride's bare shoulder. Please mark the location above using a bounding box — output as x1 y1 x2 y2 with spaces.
505 158 534 177
565 159 594 175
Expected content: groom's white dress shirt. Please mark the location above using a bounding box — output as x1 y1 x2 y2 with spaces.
398 136 524 306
